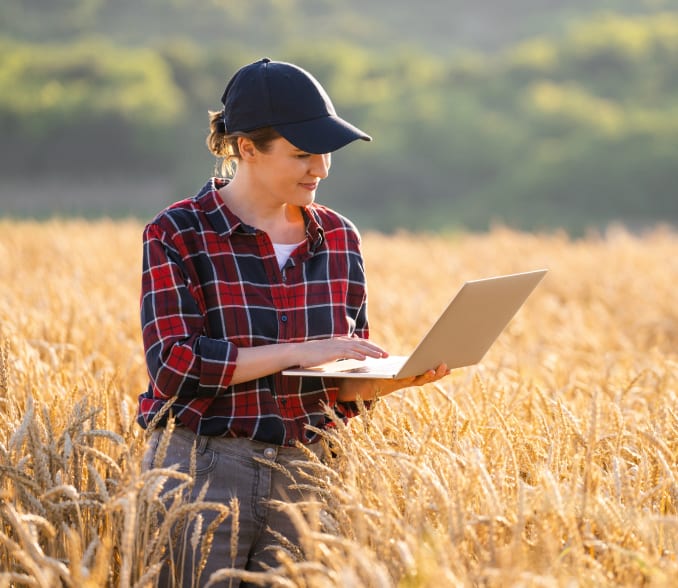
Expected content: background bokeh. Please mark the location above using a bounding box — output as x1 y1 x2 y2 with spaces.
1 0 677 234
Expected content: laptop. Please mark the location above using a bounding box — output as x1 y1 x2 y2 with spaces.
282 269 548 379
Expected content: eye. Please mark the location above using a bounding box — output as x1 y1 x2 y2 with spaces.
295 153 312 159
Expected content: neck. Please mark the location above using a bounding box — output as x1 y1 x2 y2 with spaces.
218 177 305 244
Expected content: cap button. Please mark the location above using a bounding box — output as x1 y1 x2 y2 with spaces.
261 57 271 63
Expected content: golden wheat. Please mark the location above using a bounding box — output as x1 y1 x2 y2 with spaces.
0 218 676 587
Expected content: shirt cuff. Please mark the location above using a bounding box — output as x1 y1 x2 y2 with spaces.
196 335 238 394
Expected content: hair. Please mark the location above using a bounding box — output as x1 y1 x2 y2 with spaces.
206 110 282 177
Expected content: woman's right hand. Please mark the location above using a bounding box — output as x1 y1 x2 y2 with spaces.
294 337 388 368
230 337 388 386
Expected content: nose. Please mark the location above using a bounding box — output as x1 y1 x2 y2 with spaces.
310 153 331 179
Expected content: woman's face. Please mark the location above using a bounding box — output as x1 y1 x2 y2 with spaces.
245 136 332 208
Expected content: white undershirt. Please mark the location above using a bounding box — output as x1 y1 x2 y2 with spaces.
272 241 303 270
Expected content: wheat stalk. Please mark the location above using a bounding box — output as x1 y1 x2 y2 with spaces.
0 220 677 586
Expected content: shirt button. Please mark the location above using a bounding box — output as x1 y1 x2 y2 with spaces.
288 439 297 446
280 315 288 322
264 447 276 459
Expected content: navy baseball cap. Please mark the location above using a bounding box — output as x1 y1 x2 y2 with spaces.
221 58 372 154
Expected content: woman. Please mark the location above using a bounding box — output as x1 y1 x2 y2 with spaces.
138 58 448 586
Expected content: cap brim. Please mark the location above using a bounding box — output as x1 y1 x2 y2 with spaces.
273 115 372 154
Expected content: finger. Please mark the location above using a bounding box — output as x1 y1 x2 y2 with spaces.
349 335 388 351
342 346 385 361
350 340 388 358
417 368 439 385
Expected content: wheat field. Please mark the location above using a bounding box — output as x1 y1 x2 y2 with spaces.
0 219 676 587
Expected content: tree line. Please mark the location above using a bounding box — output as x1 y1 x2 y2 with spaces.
1 5 677 233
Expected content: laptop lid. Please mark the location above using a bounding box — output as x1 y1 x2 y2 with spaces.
393 268 547 378
282 269 547 379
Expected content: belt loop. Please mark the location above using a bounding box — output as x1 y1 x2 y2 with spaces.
196 435 209 455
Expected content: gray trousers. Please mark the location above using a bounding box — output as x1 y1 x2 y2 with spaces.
142 427 323 587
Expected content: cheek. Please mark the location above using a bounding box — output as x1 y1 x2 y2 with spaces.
264 165 293 186
284 161 306 180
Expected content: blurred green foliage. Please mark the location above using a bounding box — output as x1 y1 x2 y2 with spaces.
1 0 677 233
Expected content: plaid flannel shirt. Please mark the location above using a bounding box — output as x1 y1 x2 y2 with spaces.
136 178 369 446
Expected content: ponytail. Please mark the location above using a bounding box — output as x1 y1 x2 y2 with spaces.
206 110 282 177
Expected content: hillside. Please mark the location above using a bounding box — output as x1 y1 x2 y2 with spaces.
4 0 668 51
1 1 677 233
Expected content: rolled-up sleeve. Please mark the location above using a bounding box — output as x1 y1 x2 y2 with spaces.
141 223 238 399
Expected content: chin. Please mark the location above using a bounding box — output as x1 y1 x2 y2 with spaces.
298 191 316 206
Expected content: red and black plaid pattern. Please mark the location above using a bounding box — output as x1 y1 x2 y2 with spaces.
136 178 369 446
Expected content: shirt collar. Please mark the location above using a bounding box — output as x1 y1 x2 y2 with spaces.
301 207 325 252
197 177 325 251
197 178 242 237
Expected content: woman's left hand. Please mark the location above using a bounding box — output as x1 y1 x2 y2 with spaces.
337 363 450 402
394 362 450 389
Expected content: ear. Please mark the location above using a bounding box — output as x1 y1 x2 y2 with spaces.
237 136 257 161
